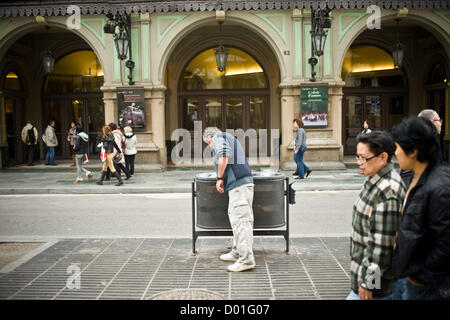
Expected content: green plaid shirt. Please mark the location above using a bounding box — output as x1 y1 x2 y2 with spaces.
350 163 406 297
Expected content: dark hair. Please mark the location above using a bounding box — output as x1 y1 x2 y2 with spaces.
109 122 117 131
293 118 303 128
356 131 395 163
75 125 83 134
48 120 55 126
364 120 370 127
391 116 440 164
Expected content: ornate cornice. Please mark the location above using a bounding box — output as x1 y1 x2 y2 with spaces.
0 1 448 17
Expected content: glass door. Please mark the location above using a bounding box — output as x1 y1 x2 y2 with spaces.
343 95 362 155
225 96 244 129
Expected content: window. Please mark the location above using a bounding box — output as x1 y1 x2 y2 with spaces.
180 48 267 90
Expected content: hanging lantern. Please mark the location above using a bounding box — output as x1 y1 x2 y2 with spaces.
214 45 228 72
392 19 406 68
392 41 405 68
41 50 55 74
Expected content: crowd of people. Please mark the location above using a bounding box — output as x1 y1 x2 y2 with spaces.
21 120 138 186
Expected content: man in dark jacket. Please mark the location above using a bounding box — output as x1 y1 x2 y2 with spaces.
203 127 255 272
392 117 450 300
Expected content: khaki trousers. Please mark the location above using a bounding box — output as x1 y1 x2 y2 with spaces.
227 183 255 265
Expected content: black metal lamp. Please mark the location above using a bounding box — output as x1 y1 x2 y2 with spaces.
214 21 228 72
41 50 55 74
392 19 405 68
309 8 331 82
215 45 228 72
104 12 134 85
114 25 130 60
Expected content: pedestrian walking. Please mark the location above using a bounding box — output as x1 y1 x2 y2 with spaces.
123 126 137 175
21 120 38 166
361 120 372 134
42 120 58 166
203 127 255 272
96 125 124 186
73 125 93 184
293 119 311 179
67 121 77 167
391 116 450 300
347 131 406 300
109 123 131 180
418 109 443 164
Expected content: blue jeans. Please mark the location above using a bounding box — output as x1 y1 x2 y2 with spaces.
294 146 310 178
391 278 408 300
346 290 393 300
405 277 450 300
45 146 55 165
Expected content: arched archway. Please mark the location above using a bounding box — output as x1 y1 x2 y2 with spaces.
163 21 281 164
0 24 106 165
338 13 450 156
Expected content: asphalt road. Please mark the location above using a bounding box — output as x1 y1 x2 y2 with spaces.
0 191 358 241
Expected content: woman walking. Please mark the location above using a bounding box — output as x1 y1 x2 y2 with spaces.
123 126 137 175
96 125 124 186
68 121 77 167
73 125 93 184
293 118 311 179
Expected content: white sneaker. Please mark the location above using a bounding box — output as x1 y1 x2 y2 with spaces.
227 261 256 272
219 252 239 262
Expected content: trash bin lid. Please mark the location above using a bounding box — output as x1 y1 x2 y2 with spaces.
195 171 284 181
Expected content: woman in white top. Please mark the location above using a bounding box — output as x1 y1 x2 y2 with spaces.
362 120 372 134
123 126 137 175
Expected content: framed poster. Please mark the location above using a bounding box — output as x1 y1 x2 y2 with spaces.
300 85 328 127
117 87 145 130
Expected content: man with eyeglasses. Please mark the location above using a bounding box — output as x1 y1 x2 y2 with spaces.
347 131 406 300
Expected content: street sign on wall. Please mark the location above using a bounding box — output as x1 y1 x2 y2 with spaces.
300 85 328 127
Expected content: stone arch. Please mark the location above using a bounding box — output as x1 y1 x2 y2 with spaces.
343 35 412 87
336 11 450 82
0 17 108 83
156 13 286 85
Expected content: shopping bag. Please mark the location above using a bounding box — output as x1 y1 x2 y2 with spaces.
82 154 89 164
100 147 106 162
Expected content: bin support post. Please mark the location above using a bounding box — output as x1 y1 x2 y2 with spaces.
192 181 197 254
285 177 290 253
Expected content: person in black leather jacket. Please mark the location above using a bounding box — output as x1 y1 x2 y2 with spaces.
391 117 450 300
96 125 123 186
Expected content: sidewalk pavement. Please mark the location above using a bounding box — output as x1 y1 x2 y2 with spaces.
0 237 351 300
0 159 365 194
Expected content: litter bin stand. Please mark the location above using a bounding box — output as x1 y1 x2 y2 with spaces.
192 175 295 254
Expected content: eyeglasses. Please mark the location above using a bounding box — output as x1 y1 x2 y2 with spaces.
355 153 380 164
433 118 442 124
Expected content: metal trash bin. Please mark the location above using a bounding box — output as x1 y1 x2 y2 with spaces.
192 172 295 253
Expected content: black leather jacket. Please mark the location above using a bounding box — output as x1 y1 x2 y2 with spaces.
101 135 121 154
393 164 450 285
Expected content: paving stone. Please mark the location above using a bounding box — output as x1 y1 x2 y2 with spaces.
0 237 355 300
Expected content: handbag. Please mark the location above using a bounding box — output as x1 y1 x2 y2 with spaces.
82 154 89 164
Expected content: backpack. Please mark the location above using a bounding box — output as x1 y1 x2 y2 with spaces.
27 126 36 144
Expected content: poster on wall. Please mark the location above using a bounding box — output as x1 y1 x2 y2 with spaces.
117 87 145 130
300 85 328 127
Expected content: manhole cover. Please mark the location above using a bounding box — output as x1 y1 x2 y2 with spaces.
147 289 226 300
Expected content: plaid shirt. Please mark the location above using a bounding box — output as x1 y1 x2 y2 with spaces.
350 163 406 297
